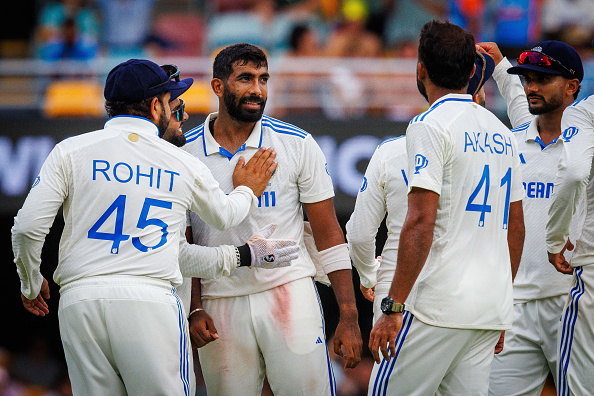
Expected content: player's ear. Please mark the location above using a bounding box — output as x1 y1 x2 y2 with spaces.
417 62 427 81
211 78 224 98
149 97 161 122
566 79 580 98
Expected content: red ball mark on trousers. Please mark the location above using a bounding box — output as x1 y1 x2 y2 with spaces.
271 283 292 339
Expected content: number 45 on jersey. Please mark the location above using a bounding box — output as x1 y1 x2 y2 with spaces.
88 195 172 254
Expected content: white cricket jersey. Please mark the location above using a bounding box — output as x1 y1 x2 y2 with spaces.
183 113 335 298
346 136 408 288
405 93 524 330
493 58 577 302
12 116 257 299
547 95 594 267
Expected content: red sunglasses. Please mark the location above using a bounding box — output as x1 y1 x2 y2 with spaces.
517 51 575 78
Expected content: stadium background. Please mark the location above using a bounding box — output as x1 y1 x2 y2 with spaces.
0 0 592 394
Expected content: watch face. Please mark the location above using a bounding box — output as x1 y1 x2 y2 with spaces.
381 297 393 314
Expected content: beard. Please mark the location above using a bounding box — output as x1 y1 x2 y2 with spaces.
156 101 169 138
527 92 564 115
163 128 186 147
223 86 266 123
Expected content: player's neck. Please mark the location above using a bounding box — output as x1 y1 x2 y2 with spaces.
427 86 467 106
211 111 256 153
535 105 567 144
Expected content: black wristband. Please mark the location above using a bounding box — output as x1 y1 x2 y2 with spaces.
237 244 251 267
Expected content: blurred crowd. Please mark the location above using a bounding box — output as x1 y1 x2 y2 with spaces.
2 0 592 63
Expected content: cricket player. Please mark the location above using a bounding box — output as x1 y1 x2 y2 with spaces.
346 52 496 323
367 21 525 395
182 43 362 395
546 94 594 396
11 59 280 396
478 40 584 396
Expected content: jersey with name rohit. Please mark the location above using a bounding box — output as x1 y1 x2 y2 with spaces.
183 113 334 298
12 116 256 297
406 93 524 330
547 95 594 268
346 136 408 288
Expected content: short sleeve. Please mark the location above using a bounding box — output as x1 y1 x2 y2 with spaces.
406 122 447 195
298 134 335 203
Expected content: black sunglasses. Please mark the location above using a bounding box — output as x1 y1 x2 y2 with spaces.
148 64 180 91
172 98 185 122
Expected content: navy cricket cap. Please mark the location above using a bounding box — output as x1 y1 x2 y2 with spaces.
507 40 583 82
468 52 495 96
104 59 194 102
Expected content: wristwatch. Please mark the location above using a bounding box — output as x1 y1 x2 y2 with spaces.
381 296 405 315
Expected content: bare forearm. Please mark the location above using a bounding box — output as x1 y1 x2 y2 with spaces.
389 219 434 303
507 201 525 281
327 269 358 320
190 278 203 310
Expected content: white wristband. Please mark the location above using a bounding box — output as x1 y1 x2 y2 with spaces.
318 243 351 274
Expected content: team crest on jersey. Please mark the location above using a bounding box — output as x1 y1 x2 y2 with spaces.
360 177 368 192
414 154 428 174
562 127 579 142
31 176 40 188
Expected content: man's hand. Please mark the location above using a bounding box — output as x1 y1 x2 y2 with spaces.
232 147 277 197
188 309 219 348
548 239 575 275
333 313 362 369
369 313 403 364
360 284 375 302
247 223 299 269
21 278 50 316
476 42 504 65
494 331 505 354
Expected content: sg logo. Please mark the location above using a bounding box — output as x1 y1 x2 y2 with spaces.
415 154 428 174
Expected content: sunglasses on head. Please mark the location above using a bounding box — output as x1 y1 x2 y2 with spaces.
148 64 181 90
517 51 575 78
171 98 185 122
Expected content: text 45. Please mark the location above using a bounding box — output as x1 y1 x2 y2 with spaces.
88 195 171 254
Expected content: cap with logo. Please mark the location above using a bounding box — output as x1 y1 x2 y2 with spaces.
507 40 583 82
104 59 194 102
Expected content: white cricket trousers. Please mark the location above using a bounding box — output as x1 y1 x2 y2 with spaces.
488 295 565 396
58 275 195 396
370 283 501 396
557 266 594 396
198 277 336 396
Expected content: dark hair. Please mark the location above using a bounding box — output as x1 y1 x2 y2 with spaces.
105 91 168 118
418 20 476 90
289 25 310 51
213 43 268 81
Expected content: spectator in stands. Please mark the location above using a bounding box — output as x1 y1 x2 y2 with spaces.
97 0 156 58
39 17 98 61
325 0 382 57
35 0 99 58
289 24 322 56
